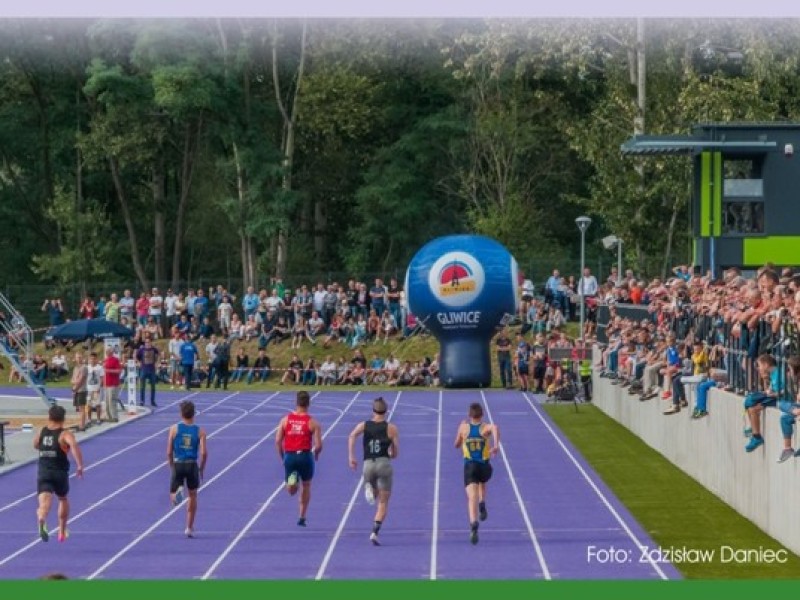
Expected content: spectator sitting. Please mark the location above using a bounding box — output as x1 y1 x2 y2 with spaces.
366 309 381 342
302 358 318 386
281 353 304 385
49 351 69 380
335 357 349 384
230 347 250 383
350 314 367 348
781 356 800 462
307 311 326 342
31 354 48 385
379 310 397 343
322 313 345 348
198 317 215 340
247 349 271 384
243 315 258 342
743 354 786 453
367 355 386 384
228 313 244 340
318 356 337 385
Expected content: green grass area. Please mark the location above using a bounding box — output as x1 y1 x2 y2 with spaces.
544 404 800 579
6 321 581 391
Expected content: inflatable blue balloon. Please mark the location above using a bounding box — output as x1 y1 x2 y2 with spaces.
405 235 519 388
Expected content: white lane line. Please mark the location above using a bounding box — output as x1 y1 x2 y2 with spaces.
521 392 669 580
202 391 363 580
429 390 443 580
314 392 402 581
0 392 278 569
0 392 209 515
84 391 288 579
481 390 551 580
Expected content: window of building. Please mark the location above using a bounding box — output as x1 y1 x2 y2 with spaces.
722 201 764 234
722 156 764 234
723 158 764 197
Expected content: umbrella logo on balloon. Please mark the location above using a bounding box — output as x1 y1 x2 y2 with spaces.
427 252 485 308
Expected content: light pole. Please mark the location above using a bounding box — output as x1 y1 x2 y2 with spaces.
576 216 592 342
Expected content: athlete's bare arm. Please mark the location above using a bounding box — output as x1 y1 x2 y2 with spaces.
62 430 85 476
453 421 468 448
483 423 500 457
275 417 287 459
388 423 399 459
198 428 208 478
166 424 177 467
311 417 323 460
348 422 366 469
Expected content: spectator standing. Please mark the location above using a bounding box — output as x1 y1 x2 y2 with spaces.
136 338 160 408
103 347 122 423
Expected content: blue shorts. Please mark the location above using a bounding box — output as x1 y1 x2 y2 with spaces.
284 451 314 482
744 392 777 409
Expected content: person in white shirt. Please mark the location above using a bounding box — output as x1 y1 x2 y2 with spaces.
149 288 164 336
164 290 177 331
579 267 598 297
312 283 328 316
217 296 234 335
119 289 135 323
86 352 104 425
168 331 183 389
307 311 326 341
50 351 69 379
319 356 337 385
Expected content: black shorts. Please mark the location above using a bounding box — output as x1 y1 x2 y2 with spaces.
37 470 69 497
73 391 87 407
171 462 200 493
518 364 529 376
463 461 493 487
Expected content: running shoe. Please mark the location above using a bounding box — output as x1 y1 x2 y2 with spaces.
745 437 764 453
185 527 194 538
469 523 479 545
173 486 184 507
479 502 488 522
297 517 307 527
364 482 375 506
57 529 69 543
777 448 794 463
370 532 380 546
38 521 49 543
287 471 299 487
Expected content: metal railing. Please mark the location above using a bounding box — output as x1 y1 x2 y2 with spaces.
0 292 52 407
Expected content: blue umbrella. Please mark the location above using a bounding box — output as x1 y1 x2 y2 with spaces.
45 319 134 341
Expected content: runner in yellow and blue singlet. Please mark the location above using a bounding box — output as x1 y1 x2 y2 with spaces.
454 403 500 545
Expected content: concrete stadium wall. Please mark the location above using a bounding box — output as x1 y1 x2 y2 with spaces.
592 374 800 556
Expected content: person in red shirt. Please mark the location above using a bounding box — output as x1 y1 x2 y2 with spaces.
275 391 323 527
79 295 96 320
103 347 123 422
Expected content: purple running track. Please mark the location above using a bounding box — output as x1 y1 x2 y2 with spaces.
0 388 679 580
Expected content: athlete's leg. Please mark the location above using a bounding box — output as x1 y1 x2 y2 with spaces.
375 490 391 523
57 495 69 535
299 481 311 519
37 492 52 525
464 483 479 524
186 489 198 530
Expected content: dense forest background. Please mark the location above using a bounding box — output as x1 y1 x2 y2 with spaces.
2 18 799 298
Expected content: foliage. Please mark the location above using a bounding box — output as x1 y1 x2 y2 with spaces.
1 19 800 289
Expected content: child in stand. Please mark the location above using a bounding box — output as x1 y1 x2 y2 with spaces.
744 354 787 453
